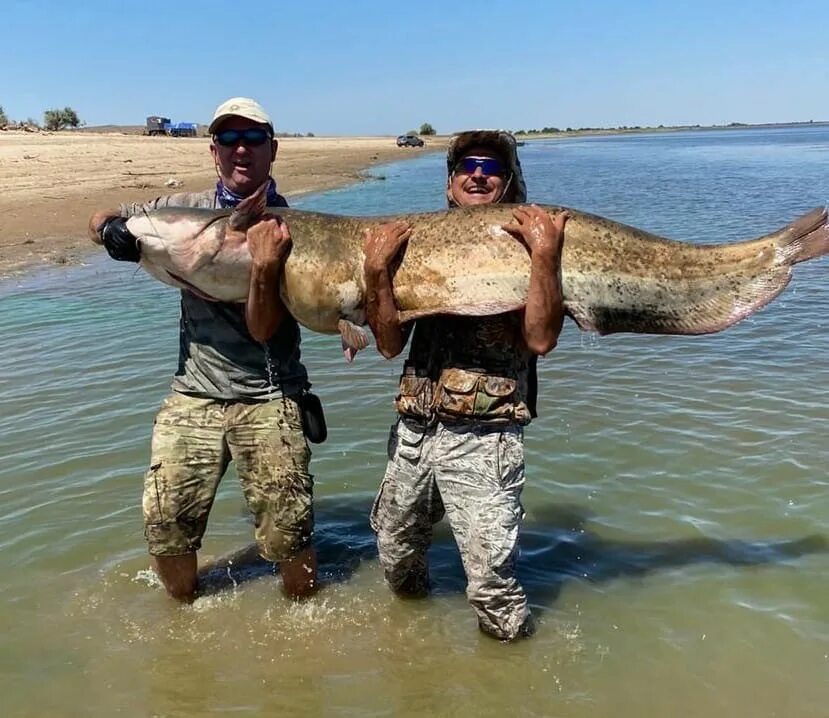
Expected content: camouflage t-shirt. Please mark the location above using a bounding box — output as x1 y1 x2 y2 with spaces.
120 188 307 400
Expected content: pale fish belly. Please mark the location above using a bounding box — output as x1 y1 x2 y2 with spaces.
282 277 363 333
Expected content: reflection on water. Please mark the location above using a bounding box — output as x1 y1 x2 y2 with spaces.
1 126 828 717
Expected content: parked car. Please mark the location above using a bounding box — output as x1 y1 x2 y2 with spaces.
396 133 424 147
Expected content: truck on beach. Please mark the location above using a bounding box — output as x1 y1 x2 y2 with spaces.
145 116 199 137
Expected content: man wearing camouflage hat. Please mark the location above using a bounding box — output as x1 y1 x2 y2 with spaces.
363 130 568 640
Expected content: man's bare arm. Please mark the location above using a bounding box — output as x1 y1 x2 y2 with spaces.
503 205 569 355
363 220 413 358
245 216 291 342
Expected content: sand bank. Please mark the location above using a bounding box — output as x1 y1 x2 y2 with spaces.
0 132 446 276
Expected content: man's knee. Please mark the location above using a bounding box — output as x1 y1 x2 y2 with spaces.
256 516 313 563
245 465 314 562
145 518 206 557
375 535 431 597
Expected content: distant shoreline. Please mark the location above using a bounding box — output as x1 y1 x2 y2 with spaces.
17 119 827 141
514 120 829 140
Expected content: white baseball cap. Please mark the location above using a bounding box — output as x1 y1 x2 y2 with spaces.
208 97 274 134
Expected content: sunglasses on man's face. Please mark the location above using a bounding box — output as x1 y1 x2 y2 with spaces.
214 128 272 148
453 156 505 177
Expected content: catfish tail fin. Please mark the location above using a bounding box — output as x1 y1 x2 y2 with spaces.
769 206 829 265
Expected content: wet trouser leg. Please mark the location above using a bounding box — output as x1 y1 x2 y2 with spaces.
371 420 443 596
143 394 230 557
226 396 314 564
433 422 530 641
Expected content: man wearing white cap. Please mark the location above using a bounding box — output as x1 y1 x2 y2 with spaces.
87 97 320 603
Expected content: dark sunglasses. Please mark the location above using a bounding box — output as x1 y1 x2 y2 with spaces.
453 156 505 177
214 128 272 147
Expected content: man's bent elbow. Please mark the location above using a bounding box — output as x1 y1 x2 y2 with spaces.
377 343 403 360
527 335 558 356
248 317 282 343
374 334 405 360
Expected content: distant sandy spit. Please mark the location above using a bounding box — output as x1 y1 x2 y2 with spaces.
0 132 447 277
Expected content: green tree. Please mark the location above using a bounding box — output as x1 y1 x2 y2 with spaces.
0 105 8 126
43 106 81 131
419 122 436 136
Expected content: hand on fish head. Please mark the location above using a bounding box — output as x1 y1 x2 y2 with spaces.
246 214 292 270
88 210 118 245
222 181 294 269
89 211 142 263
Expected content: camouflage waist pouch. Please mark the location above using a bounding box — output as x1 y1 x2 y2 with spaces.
394 369 435 420
435 368 528 424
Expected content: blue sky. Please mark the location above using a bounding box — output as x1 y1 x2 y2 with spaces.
2 0 827 135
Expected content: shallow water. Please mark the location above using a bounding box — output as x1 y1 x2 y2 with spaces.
1 126 828 717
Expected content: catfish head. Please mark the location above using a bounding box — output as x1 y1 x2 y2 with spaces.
122 183 270 301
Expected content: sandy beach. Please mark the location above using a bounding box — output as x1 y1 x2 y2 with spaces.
0 131 446 277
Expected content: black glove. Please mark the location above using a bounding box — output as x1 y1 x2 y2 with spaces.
100 217 141 263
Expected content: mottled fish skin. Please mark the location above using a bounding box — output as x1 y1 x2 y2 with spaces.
122 203 829 337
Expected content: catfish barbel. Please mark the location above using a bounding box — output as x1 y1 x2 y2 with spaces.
97 188 829 353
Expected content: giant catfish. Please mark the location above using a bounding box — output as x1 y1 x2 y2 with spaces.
96 186 829 354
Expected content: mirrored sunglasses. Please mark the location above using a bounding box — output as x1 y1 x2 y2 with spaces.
214 128 272 147
453 156 505 177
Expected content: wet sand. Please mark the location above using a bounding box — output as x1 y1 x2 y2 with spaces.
0 131 445 277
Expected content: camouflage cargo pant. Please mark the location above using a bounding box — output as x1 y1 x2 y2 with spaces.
370 418 530 640
143 392 313 562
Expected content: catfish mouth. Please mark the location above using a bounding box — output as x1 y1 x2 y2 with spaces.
167 270 221 302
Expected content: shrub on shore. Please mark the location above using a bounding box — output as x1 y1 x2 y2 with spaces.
43 107 81 131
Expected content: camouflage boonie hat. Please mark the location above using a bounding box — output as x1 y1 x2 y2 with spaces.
446 130 527 204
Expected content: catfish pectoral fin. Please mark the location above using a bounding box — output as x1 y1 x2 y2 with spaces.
398 301 526 324
337 319 370 363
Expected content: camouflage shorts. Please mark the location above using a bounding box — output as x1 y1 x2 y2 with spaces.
143 392 313 562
